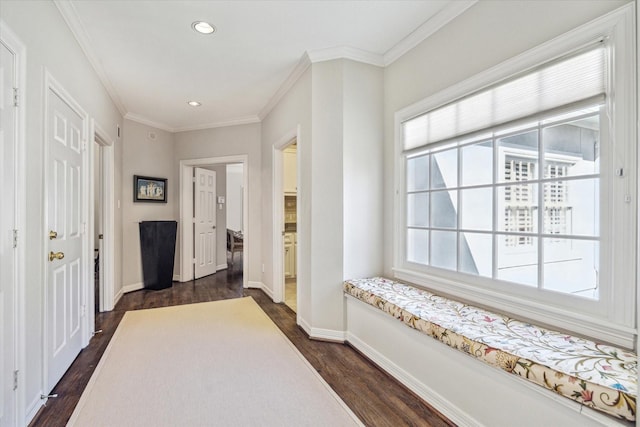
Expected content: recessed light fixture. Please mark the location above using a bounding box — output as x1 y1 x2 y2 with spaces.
188 101 202 107
192 21 215 35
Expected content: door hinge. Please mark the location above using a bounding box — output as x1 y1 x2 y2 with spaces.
193 258 197 264
192 177 196 183
81 304 86 317
13 87 19 107
13 370 18 391
81 140 87 151
12 229 18 248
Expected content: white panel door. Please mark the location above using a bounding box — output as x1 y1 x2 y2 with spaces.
194 168 216 279
46 88 85 391
0 39 17 427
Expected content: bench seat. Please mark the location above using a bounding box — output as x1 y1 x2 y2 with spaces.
344 277 637 421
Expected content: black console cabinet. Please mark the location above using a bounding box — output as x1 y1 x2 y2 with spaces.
139 221 177 290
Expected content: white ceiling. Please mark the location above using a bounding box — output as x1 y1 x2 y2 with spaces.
56 1 474 132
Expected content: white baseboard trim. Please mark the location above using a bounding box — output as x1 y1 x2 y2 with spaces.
122 282 144 294
298 316 312 336
113 286 124 306
247 280 263 289
309 327 346 343
172 274 180 281
345 331 476 427
25 393 42 425
216 263 228 271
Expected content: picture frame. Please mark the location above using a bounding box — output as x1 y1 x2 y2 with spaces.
134 175 167 203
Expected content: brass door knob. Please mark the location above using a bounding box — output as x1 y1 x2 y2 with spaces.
49 230 58 240
49 251 65 262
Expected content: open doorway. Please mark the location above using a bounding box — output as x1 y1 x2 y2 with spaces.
179 156 249 286
283 143 297 312
93 141 103 313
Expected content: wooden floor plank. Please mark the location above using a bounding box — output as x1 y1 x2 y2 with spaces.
29 260 453 427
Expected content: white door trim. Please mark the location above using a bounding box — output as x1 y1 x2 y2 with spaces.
179 155 249 286
89 120 115 313
272 127 300 304
41 69 90 396
0 19 27 427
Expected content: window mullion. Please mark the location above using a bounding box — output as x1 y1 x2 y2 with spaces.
492 135 498 280
537 123 544 291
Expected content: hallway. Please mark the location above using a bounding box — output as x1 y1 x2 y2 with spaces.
29 259 451 427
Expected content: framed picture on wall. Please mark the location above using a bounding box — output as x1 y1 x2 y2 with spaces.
134 175 167 203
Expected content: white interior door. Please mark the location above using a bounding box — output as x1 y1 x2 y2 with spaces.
194 167 217 279
46 87 85 391
0 38 17 427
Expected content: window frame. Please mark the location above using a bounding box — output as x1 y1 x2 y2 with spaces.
393 5 636 348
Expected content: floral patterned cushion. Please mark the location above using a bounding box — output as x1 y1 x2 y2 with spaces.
344 277 637 421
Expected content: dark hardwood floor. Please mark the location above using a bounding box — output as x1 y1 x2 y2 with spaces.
29 258 453 427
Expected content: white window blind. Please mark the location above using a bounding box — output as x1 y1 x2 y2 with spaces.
403 46 606 150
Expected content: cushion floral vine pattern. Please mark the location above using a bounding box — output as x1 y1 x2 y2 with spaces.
344 277 637 421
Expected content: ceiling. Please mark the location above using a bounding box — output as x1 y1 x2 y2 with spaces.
56 1 475 132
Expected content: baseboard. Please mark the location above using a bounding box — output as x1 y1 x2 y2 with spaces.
25 393 42 425
113 286 124 306
345 331 477 427
309 327 346 343
122 282 144 294
216 263 228 271
172 274 180 281
247 280 262 289
298 316 312 336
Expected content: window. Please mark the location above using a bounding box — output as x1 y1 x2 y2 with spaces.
406 108 600 295
394 6 636 347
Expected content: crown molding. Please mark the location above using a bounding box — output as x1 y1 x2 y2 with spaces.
172 116 261 133
124 113 174 132
383 0 478 66
306 46 385 67
124 112 260 133
258 52 312 120
53 0 127 116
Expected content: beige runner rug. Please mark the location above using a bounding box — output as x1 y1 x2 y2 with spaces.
68 297 362 426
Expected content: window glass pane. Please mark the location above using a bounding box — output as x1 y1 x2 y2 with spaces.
407 193 429 227
461 140 493 186
461 188 492 231
431 190 458 229
460 232 492 277
497 130 538 183
497 184 538 233
407 155 429 191
431 230 457 270
543 238 598 299
543 114 599 178
407 229 429 265
431 148 457 189
497 235 538 286
543 178 598 237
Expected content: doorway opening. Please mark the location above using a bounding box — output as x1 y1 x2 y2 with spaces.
179 156 249 286
283 143 297 312
90 121 115 316
93 141 103 313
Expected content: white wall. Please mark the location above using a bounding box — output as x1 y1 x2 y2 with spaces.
342 60 384 280
122 120 176 288
226 163 244 232
261 68 312 318
1 1 123 422
382 0 631 277
173 123 262 286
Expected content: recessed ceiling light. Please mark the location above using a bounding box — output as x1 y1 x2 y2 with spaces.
192 21 215 35
188 101 201 107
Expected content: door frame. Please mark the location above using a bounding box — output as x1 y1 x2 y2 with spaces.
41 69 90 395
89 120 115 314
0 19 26 426
272 126 300 304
179 155 249 286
